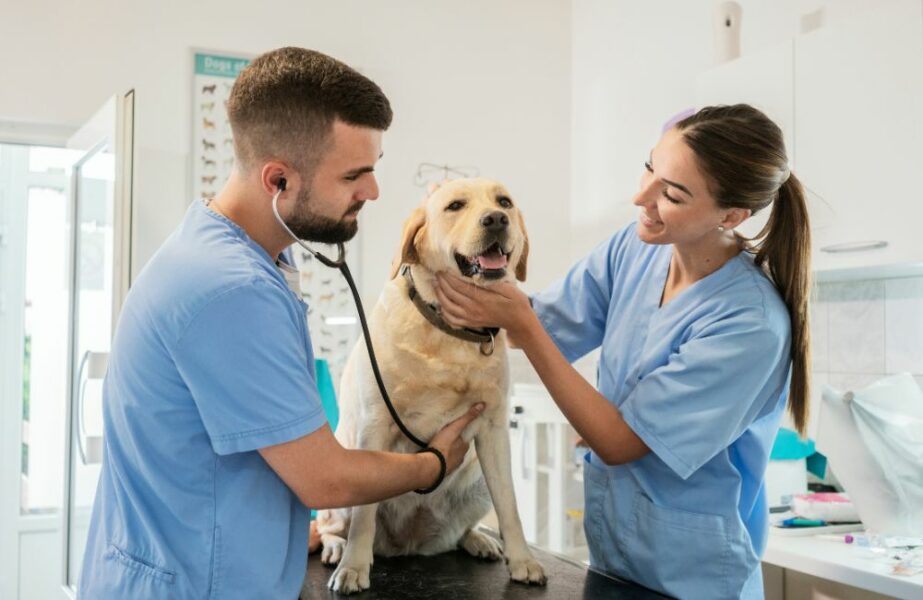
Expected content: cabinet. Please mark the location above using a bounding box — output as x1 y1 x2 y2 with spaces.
696 0 923 275
795 0 923 273
696 40 795 242
508 384 587 561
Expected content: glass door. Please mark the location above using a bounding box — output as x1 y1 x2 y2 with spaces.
60 91 134 598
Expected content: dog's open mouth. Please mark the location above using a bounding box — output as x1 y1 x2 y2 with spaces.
455 242 510 280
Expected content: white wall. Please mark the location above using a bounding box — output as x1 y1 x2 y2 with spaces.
569 0 890 260
0 0 572 301
1 4 571 597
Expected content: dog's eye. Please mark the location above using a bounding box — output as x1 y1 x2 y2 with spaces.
445 200 466 212
497 196 513 208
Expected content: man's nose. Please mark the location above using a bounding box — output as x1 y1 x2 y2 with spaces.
362 176 380 201
480 211 509 231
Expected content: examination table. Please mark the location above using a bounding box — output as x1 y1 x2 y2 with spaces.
299 531 670 599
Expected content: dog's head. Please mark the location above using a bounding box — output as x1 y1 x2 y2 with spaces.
390 178 529 284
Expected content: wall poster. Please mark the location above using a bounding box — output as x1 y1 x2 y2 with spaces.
191 50 361 393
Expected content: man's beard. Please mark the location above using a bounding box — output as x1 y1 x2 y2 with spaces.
285 187 361 244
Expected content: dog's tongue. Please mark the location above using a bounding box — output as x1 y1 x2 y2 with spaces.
477 251 508 270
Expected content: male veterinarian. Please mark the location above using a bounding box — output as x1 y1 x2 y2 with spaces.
78 47 483 599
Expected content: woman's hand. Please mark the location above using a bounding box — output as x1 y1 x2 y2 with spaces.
433 273 534 343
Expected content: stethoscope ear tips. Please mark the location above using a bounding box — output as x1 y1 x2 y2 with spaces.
277 177 287 192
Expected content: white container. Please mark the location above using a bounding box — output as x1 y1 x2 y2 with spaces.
765 458 808 508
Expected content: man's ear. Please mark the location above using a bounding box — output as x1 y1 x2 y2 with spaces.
514 211 529 282
260 160 296 195
389 207 427 279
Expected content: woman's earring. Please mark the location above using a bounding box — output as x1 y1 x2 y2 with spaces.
717 225 726 232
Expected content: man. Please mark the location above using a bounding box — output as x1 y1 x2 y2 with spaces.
78 47 482 599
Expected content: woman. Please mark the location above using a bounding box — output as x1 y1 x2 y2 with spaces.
434 104 811 599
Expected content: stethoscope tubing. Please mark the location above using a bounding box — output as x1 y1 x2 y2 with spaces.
272 189 429 449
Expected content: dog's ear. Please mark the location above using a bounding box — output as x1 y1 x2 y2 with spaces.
514 210 529 282
389 207 427 279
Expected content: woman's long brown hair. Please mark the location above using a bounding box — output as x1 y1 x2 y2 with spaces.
677 104 812 435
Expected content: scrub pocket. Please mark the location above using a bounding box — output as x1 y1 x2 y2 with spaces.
100 543 176 592
627 492 734 600
581 453 634 582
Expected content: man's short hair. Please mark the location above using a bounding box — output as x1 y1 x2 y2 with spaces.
227 47 392 175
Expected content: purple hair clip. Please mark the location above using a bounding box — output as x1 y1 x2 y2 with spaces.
662 107 697 133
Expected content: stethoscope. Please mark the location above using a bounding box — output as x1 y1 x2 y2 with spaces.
270 178 347 269
270 177 445 493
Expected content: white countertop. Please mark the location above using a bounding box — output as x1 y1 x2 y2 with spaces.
763 529 923 599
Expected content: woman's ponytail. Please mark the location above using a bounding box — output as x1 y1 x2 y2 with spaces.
755 173 812 435
677 104 813 436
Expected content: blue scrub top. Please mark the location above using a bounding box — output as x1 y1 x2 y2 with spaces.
532 223 791 600
79 200 328 599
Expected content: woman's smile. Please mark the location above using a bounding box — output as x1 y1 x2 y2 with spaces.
639 211 663 228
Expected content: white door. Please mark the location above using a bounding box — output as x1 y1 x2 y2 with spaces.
59 91 134 599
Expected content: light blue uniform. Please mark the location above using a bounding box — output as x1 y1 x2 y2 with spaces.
79 200 328 598
532 223 791 599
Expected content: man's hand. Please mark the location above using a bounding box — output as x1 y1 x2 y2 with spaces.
259 404 486 509
421 402 485 485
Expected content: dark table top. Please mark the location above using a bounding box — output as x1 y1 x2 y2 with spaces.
300 538 669 600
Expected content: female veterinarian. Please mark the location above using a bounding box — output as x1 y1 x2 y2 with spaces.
435 104 811 600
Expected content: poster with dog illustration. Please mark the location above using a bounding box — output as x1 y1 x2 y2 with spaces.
192 51 250 204
192 49 361 393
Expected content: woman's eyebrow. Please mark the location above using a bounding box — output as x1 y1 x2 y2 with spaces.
649 152 694 197
662 177 693 197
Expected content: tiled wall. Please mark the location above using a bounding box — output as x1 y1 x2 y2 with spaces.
809 275 923 437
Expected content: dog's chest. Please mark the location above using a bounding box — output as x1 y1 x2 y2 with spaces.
366 286 511 428
387 339 507 403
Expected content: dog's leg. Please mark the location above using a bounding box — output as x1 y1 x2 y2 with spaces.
327 503 377 595
328 506 375 594
327 427 390 594
316 508 349 565
319 344 360 568
459 528 503 560
475 424 547 585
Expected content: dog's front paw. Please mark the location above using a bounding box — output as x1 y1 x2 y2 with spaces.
508 556 547 585
327 560 372 595
460 529 503 560
320 535 346 566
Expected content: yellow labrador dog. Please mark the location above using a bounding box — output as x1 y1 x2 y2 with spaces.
315 178 546 594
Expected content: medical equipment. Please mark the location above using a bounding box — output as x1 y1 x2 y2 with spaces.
817 373 923 535
270 178 445 494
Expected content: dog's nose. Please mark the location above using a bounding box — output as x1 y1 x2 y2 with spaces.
480 211 509 231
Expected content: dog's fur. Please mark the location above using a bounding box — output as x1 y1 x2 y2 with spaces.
315 178 546 594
